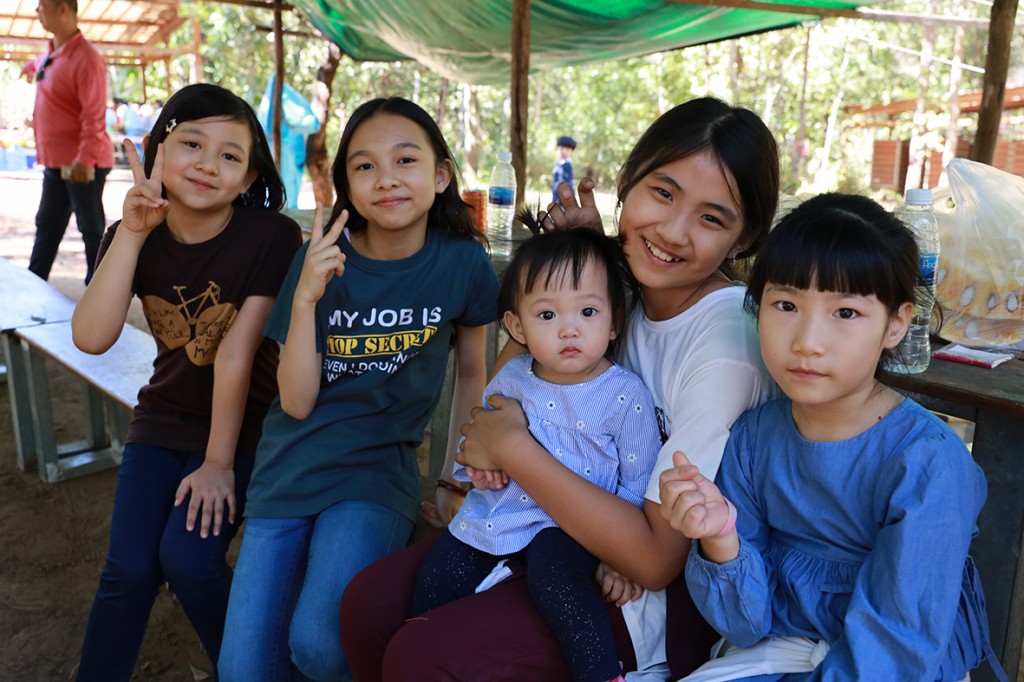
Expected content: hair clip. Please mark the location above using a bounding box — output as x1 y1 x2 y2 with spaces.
165 118 178 135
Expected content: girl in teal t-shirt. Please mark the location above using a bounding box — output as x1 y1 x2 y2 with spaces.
219 97 500 682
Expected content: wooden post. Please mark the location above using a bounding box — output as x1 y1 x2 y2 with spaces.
272 0 285 168
140 63 147 103
164 56 172 94
511 0 530 210
972 0 1019 164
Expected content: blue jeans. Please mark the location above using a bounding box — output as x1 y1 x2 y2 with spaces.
29 166 110 284
77 444 253 681
218 500 413 682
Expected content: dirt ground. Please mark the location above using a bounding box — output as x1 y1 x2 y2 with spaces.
0 169 410 681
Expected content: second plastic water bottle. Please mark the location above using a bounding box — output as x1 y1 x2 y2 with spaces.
892 188 940 374
487 151 516 258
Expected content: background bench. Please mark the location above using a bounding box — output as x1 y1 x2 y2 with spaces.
12 320 154 483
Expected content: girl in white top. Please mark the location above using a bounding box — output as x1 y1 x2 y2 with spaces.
337 97 782 681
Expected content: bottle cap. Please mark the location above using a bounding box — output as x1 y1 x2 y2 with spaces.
498 151 512 162
904 188 933 205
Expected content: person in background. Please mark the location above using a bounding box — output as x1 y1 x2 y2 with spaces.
26 0 113 285
552 134 577 206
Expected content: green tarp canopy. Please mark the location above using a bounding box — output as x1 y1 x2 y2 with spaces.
290 0 874 85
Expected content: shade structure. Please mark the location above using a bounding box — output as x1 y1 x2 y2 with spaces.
290 0 876 85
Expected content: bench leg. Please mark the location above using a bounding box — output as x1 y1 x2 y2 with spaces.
19 338 121 484
2 332 37 472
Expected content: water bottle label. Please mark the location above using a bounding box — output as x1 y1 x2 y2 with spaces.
488 186 515 207
919 254 938 287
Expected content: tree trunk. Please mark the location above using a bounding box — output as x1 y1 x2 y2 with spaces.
906 0 937 190
972 0 1019 164
462 85 482 188
437 78 449 128
306 42 342 209
792 26 811 184
511 0 531 210
941 0 966 186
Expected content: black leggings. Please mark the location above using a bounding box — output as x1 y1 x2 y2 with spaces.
411 527 621 682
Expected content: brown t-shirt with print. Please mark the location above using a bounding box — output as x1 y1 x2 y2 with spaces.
97 206 302 454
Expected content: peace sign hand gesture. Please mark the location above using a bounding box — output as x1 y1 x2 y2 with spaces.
295 206 347 307
121 139 169 236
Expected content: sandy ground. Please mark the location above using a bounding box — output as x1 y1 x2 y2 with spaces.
0 169 423 681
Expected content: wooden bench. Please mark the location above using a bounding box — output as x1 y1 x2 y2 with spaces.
884 356 1024 682
0 257 77 469
11 320 154 483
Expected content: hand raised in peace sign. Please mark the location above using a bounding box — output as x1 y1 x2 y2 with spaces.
121 138 170 235
294 206 347 307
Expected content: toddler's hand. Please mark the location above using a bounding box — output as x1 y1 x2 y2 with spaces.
464 466 509 490
295 206 346 306
659 451 735 540
595 562 644 606
121 140 169 236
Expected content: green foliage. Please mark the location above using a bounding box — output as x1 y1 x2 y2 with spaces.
126 0 1021 199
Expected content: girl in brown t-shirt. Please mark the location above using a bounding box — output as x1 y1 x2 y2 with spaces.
71 83 301 681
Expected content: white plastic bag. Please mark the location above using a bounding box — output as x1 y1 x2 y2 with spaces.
935 159 1024 349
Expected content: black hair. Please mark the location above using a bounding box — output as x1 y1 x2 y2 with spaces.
498 227 638 358
616 97 780 279
744 192 922 369
142 83 285 210
327 97 480 242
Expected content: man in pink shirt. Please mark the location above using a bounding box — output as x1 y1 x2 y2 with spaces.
28 0 113 284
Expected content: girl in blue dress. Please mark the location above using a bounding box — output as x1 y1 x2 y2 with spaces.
659 193 1006 681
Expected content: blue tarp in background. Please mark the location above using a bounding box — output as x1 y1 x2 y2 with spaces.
258 77 321 209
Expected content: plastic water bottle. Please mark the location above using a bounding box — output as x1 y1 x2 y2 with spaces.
892 188 940 374
487 151 516 258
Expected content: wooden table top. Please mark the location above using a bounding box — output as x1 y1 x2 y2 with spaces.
883 354 1024 420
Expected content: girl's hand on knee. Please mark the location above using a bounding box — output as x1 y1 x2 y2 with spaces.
121 140 169 236
295 207 347 307
175 462 236 539
659 451 735 541
596 562 644 606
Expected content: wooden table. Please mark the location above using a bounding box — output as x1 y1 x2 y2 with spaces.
884 356 1024 682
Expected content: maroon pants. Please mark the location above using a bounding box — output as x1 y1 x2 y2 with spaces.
340 536 717 681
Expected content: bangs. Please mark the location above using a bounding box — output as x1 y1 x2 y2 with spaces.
760 220 898 297
746 199 917 316
521 248 595 295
